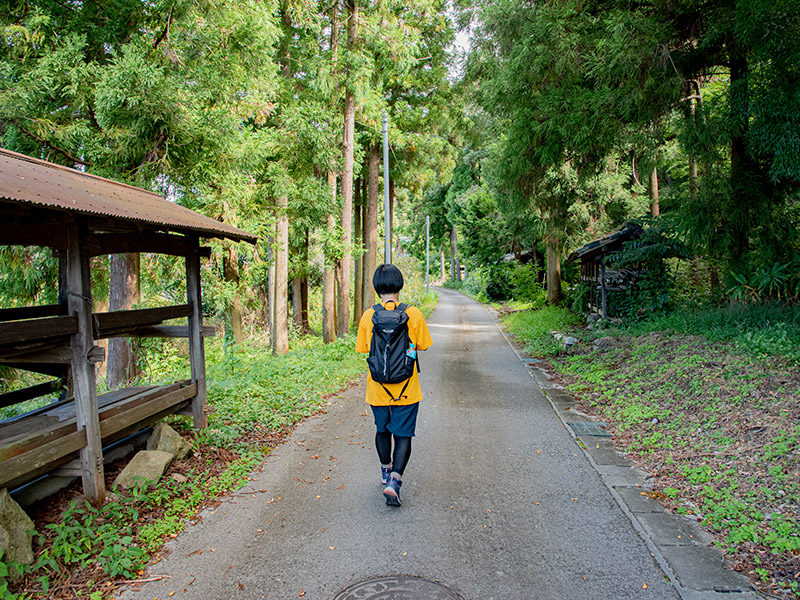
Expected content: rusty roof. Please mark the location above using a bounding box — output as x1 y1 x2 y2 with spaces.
0 148 257 244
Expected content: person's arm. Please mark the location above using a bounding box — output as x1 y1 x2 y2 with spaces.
355 310 371 353
410 308 433 351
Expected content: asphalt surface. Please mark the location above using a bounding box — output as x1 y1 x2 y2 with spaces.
118 288 707 600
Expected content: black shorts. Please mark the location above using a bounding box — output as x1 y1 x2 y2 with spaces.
371 403 419 438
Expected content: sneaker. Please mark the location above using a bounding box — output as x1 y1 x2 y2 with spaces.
381 465 392 485
383 475 402 507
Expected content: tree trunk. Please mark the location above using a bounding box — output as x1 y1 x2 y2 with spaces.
364 143 379 310
689 80 700 200
107 253 140 390
323 1 339 343
449 225 457 280
545 234 562 305
292 276 303 331
223 245 243 344
648 167 660 217
267 233 275 346
337 0 357 336
728 38 752 266
274 200 289 354
300 229 309 331
323 186 338 343
354 176 364 323
440 245 446 281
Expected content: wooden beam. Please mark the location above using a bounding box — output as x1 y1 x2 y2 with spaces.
0 315 78 346
185 239 208 429
0 383 194 488
66 220 105 503
0 224 67 249
86 232 193 257
99 384 196 439
94 304 192 338
108 325 217 338
0 428 86 489
0 381 61 410
0 305 64 323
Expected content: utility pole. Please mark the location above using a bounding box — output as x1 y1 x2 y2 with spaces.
425 215 430 295
383 110 391 264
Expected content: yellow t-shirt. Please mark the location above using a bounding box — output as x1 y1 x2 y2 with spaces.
355 301 433 406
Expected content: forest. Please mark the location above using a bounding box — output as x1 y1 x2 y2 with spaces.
1 0 799 363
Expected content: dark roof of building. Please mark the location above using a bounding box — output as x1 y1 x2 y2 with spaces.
568 223 642 261
0 148 256 244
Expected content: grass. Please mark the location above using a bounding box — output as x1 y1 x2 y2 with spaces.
501 302 800 599
2 332 372 600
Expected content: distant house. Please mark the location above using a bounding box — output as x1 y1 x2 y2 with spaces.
568 223 643 318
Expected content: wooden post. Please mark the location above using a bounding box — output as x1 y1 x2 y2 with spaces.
600 253 608 320
185 237 208 429
66 221 105 504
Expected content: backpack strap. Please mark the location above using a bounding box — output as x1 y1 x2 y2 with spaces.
379 377 412 403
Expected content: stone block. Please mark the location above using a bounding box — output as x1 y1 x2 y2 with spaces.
0 488 34 571
113 450 174 489
147 422 192 461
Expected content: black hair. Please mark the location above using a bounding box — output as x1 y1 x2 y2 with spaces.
373 264 404 295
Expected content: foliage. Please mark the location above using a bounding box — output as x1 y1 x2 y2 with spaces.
501 306 581 356
548 333 800 597
7 318 382 598
596 303 800 364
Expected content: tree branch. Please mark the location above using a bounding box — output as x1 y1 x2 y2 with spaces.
10 119 90 167
153 4 175 50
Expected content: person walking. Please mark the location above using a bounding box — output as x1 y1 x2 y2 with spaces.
356 264 433 506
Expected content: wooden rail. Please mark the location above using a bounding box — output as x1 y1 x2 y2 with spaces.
0 315 78 346
0 382 196 489
0 304 64 323
94 304 193 338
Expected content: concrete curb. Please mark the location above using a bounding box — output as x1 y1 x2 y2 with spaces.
484 304 764 600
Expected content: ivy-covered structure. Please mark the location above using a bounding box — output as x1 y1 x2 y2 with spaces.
0 148 256 503
568 223 642 318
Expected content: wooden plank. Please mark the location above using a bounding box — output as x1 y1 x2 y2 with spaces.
0 305 64 323
99 384 197 439
0 316 78 346
0 362 69 378
94 304 192 338
0 347 72 364
66 220 105 503
0 386 164 451
0 224 67 250
0 381 60 410
86 232 193 258
185 242 208 429
110 325 217 338
0 428 86 488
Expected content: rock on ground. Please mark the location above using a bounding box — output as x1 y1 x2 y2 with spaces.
147 422 192 460
112 450 174 490
0 488 34 571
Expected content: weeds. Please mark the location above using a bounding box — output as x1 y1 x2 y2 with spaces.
502 303 800 598
6 330 372 599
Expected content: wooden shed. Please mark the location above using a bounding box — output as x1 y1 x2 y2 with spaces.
0 148 257 503
568 223 642 318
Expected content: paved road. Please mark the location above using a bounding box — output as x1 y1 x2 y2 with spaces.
119 288 682 600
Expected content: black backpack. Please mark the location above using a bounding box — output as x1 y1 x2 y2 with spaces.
367 303 420 401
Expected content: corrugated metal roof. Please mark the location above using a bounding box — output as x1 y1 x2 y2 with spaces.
0 148 257 244
568 223 642 261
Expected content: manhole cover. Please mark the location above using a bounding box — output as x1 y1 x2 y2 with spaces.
567 421 612 437
333 575 464 600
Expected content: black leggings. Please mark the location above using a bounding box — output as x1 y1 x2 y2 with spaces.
375 431 412 476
